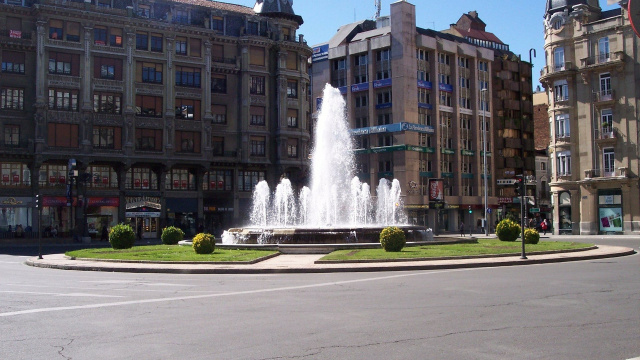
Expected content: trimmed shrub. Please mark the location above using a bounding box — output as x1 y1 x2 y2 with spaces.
496 219 521 242
109 223 136 249
379 226 406 252
192 233 215 254
524 228 540 244
161 226 184 245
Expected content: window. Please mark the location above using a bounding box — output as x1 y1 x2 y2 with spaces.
204 170 232 191
93 92 122 114
287 109 298 128
334 58 346 70
48 89 78 111
418 88 430 104
176 37 188 56
600 73 611 95
97 0 111 8
175 99 201 120
136 32 148 51
175 131 201 153
554 80 568 102
554 47 565 71
250 76 265 95
287 51 298 70
416 48 428 61
126 167 158 190
552 18 564 30
94 57 122 80
250 46 265 66
211 74 227 94
109 28 123 47
211 44 224 62
458 57 469 68
49 19 63 40
250 136 265 156
439 92 452 107
166 169 195 190
287 139 298 158
6 17 22 35
86 165 118 189
603 148 615 176
282 27 291 40
49 52 79 76
212 16 224 32
377 90 391 105
175 66 201 88
189 38 201 57
94 26 107 45
237 171 265 192
174 10 189 25
598 37 610 63
47 123 79 148
211 105 226 124
555 113 570 138
135 95 163 117
137 4 150 18
150 33 163 52
66 22 80 42
0 88 24 110
92 126 121 149
438 53 450 65
355 117 368 128
601 109 613 131
211 137 224 156
135 128 162 151
250 106 265 125
2 51 25 74
439 73 450 85
478 61 488 72
4 125 19 146
247 21 259 35
556 151 571 176
287 80 298 98
354 54 368 83
377 113 391 125
138 62 163 84
355 95 368 108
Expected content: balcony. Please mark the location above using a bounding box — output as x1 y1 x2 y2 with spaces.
539 61 574 81
593 90 615 106
584 167 628 179
594 128 617 146
580 51 624 69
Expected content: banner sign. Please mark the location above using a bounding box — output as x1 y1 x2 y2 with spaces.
438 83 453 93
428 179 444 201
417 80 432 90
351 82 369 92
373 78 392 88
312 44 329 62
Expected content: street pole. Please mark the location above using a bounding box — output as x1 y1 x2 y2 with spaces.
520 185 527 260
482 88 489 236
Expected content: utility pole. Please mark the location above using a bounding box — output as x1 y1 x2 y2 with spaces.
481 88 489 236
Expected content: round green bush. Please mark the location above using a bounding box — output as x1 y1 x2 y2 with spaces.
524 228 540 244
161 226 184 245
496 219 521 242
192 233 215 254
379 226 406 252
109 223 135 249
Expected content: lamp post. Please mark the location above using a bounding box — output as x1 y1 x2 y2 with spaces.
481 88 489 236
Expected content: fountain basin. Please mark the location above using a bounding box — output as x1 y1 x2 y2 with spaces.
225 225 432 245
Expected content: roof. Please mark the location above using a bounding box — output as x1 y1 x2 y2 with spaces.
455 28 503 44
173 0 254 14
351 26 390 42
327 20 376 48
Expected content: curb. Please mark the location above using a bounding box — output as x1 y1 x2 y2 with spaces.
24 246 637 274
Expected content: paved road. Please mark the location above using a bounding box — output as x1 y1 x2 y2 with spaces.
1 236 639 359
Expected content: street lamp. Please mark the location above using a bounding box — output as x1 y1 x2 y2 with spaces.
481 88 489 236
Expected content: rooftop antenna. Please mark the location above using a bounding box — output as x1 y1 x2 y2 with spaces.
375 0 381 18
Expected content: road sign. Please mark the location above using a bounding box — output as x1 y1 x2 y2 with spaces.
487 208 492 214
530 208 540 213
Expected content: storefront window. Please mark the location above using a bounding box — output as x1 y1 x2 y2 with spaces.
86 165 118 188
39 164 67 188
166 168 196 190
598 190 622 233
126 167 158 190
0 162 29 187
203 170 232 191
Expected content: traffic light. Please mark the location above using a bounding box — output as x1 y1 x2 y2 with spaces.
468 206 472 214
514 176 524 196
35 194 40 208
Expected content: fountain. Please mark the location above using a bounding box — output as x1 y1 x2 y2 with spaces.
223 84 430 245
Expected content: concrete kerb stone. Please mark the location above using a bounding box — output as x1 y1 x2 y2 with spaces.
23 245 637 274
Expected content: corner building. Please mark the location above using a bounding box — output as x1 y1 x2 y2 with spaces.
0 0 311 240
311 1 500 232
540 0 640 234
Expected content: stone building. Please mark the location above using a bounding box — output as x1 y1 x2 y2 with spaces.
540 0 639 234
0 0 311 241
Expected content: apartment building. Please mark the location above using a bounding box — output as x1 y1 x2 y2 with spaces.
0 0 311 240
540 0 639 234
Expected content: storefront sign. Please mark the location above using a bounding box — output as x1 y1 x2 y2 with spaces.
88 197 119 207
498 197 513 204
312 44 329 62
438 83 453 93
373 78 392 88
599 207 622 232
417 80 432 89
203 207 234 212
351 82 369 93
1 197 27 206
125 211 161 218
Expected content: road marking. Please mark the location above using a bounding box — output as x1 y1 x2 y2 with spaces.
0 268 472 317
0 290 124 298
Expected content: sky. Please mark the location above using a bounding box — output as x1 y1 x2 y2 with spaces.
235 0 623 90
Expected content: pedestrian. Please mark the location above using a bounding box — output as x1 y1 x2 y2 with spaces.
459 221 465 237
541 219 548 235
137 222 142 241
101 225 109 242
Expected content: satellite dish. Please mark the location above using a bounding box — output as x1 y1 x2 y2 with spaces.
630 0 640 37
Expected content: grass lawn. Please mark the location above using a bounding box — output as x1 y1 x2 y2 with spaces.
66 245 278 263
320 239 594 261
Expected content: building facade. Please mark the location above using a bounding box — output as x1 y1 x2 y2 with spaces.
540 0 639 234
310 1 534 233
0 0 311 241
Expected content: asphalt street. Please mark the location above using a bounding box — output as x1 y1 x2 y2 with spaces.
1 236 639 360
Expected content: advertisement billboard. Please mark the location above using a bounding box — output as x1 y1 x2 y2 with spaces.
428 179 444 202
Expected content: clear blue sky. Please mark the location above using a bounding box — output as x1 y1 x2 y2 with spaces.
236 0 622 89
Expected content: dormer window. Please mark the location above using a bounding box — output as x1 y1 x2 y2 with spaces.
137 4 150 18
247 21 259 35
212 16 224 32
174 10 189 25
552 18 564 30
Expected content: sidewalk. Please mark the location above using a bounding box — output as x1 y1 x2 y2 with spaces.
25 244 636 274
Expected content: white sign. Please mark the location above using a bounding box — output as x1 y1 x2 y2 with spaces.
125 211 161 218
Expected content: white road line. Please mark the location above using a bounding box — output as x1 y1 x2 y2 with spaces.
0 290 124 298
0 268 472 317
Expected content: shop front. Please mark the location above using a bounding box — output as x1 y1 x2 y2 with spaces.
203 197 234 237
558 191 572 234
42 196 73 237
0 197 34 239
85 197 119 238
125 196 161 239
166 197 197 237
597 189 623 234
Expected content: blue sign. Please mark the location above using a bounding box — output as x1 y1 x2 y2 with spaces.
351 82 369 93
373 78 392 88
417 80 432 90
401 123 434 134
350 122 434 135
418 103 432 110
312 44 329 63
375 103 392 110
338 86 348 94
438 83 453 93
